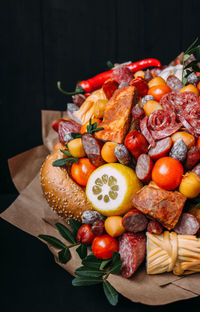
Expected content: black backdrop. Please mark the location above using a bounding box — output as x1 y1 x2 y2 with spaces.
1 1 200 311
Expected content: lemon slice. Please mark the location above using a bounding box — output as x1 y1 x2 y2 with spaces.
86 163 142 216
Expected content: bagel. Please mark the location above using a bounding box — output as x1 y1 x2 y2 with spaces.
40 150 93 221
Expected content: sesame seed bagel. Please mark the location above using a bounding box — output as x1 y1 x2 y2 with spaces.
40 150 93 221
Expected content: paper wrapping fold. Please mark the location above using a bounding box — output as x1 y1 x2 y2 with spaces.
1 110 200 305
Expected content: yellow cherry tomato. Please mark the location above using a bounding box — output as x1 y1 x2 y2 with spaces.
104 216 125 237
68 138 86 158
101 142 118 163
148 76 166 88
179 84 199 96
134 70 145 79
143 100 163 116
179 172 200 198
94 99 108 119
171 131 196 150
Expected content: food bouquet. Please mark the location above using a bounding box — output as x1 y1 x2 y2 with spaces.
3 39 200 306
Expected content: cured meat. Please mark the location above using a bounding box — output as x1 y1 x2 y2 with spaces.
119 232 146 278
147 220 163 235
140 116 156 147
111 65 133 84
95 86 139 143
185 146 200 169
174 213 200 235
131 183 186 230
148 137 173 160
132 105 145 130
169 138 187 162
192 163 200 177
166 75 183 91
81 133 105 167
122 209 148 233
148 110 182 140
135 154 153 182
114 144 132 166
58 120 81 144
72 94 86 107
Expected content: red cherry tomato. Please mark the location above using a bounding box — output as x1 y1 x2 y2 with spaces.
52 118 67 132
124 130 149 159
76 224 95 245
147 85 171 101
71 158 96 186
152 156 184 190
91 234 119 259
130 77 148 97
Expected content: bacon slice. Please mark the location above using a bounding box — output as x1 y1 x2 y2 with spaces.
95 86 139 143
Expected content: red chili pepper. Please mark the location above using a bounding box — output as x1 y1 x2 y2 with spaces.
58 58 161 95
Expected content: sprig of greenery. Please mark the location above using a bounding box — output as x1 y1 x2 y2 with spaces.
86 118 104 134
107 60 114 69
52 149 79 167
182 37 200 85
38 219 86 263
72 251 122 306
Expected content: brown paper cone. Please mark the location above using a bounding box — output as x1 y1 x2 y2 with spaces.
1 110 200 305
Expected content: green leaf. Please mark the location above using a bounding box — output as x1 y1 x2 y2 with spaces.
99 259 111 270
183 53 190 62
55 222 76 244
185 37 199 54
195 202 200 209
75 266 105 278
109 252 122 274
107 60 114 69
182 76 187 85
58 247 71 263
76 244 87 259
184 60 199 70
52 157 78 167
72 276 103 286
82 254 102 269
71 132 82 139
69 218 82 237
60 149 71 156
103 280 118 306
92 127 104 133
38 235 66 249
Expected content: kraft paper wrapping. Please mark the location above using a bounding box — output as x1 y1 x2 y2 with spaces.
1 109 200 305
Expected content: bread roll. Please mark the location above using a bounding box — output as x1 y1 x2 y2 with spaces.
40 150 93 221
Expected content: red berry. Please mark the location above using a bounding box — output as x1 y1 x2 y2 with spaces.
91 220 104 236
76 224 95 245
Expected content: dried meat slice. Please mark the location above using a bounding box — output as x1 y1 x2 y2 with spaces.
95 86 139 143
131 183 186 230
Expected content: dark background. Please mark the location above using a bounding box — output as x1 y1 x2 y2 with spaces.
1 0 200 311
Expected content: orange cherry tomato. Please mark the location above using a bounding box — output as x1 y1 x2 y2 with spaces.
197 138 200 149
71 158 96 186
80 118 102 134
147 85 171 101
91 234 119 259
152 157 184 190
179 84 199 96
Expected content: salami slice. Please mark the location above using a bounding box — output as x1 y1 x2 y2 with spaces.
173 213 200 235
122 209 148 232
140 116 156 147
111 65 133 84
119 232 146 278
166 75 183 92
148 110 182 140
136 154 153 182
148 137 172 160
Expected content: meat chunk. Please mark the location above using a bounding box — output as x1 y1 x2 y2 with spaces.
131 183 186 230
95 86 139 143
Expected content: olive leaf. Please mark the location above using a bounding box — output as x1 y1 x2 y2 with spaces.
76 244 87 260
103 280 118 306
55 222 76 244
58 248 71 264
82 254 102 269
69 218 82 238
71 132 82 139
86 118 104 134
72 276 103 286
52 157 78 167
38 235 66 249
75 267 105 278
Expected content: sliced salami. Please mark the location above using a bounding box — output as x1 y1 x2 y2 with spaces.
166 75 183 92
122 208 148 233
173 213 200 235
140 116 156 147
111 65 133 84
136 154 153 182
148 137 172 160
119 232 146 278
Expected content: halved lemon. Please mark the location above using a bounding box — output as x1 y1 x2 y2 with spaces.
86 163 142 216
